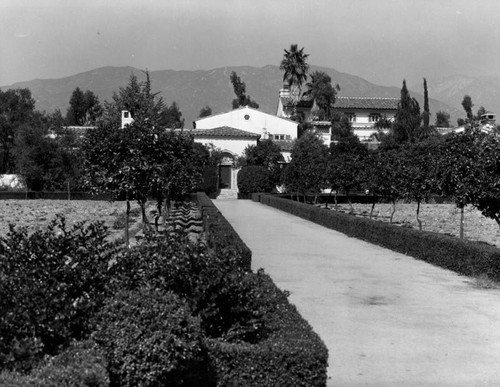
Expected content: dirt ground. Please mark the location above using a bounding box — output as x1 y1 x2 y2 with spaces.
0 200 132 239
323 202 500 248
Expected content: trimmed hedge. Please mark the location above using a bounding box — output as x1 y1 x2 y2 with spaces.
205 272 328 387
195 192 252 270
256 194 500 281
0 340 109 387
237 166 274 194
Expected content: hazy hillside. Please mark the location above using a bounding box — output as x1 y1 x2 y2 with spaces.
2 65 461 128
410 75 500 125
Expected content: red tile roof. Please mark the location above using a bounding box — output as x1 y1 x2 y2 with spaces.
192 126 261 138
333 97 399 110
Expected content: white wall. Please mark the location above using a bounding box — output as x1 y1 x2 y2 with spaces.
194 137 257 157
195 107 298 140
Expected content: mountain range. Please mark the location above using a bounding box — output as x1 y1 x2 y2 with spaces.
3 64 495 128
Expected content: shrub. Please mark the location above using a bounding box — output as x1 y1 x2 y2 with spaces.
237 166 274 194
109 232 272 343
93 286 209 387
195 166 219 196
0 215 122 371
0 340 109 387
205 273 328 387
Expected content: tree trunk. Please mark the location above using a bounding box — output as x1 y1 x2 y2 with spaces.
390 199 396 224
460 206 464 239
140 200 150 234
369 200 376 220
416 200 422 231
125 196 130 248
346 191 354 214
155 197 163 232
334 191 338 211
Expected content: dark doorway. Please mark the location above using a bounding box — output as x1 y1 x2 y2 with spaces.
219 165 232 188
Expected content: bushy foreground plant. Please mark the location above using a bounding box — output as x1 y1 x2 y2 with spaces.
0 340 109 387
0 215 121 372
93 286 209 387
237 165 274 194
109 232 275 344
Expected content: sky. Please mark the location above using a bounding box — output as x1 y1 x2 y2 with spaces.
2 0 500 87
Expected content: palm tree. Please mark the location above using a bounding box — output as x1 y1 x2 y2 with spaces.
280 44 310 101
303 71 340 120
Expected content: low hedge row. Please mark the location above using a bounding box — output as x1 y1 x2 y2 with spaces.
195 192 252 270
197 193 328 386
206 272 328 387
255 194 500 281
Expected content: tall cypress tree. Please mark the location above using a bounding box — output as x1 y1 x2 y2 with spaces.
392 80 421 143
423 78 430 130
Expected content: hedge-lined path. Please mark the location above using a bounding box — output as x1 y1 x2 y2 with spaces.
214 199 500 386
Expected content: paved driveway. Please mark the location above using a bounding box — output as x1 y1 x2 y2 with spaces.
215 199 500 386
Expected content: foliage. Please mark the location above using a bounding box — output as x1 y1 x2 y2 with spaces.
230 71 259 109
240 139 284 184
205 273 328 387
65 88 102 126
237 166 274 194
303 71 340 120
198 105 212 118
93 286 208 387
422 78 430 129
82 74 203 228
0 340 109 387
435 110 451 127
0 88 36 173
461 94 474 121
13 124 82 191
279 44 309 100
391 80 422 143
283 131 328 198
327 134 367 210
0 215 121 372
160 101 185 128
468 133 500 227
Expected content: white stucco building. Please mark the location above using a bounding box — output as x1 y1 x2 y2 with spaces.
191 106 298 193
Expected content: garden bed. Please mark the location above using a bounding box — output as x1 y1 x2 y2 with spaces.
324 202 500 248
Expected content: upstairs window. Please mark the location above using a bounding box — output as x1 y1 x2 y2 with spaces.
274 134 291 140
346 112 356 122
369 113 380 122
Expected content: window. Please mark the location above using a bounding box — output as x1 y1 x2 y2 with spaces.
244 114 250 120
123 111 129 118
369 113 380 122
346 112 356 122
273 134 291 140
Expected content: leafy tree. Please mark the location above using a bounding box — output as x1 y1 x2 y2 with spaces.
436 132 481 238
280 44 309 100
457 118 466 127
240 139 284 185
422 78 430 130
475 106 487 121
362 148 405 222
0 88 36 173
283 131 328 202
461 95 474 122
230 72 259 109
435 110 450 127
160 101 185 128
392 80 421 143
82 74 202 244
331 112 357 144
399 141 439 230
303 71 340 120
13 124 81 191
198 105 212 118
65 88 102 125
237 166 274 194
468 133 500 228
327 134 367 212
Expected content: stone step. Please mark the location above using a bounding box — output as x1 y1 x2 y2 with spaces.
217 189 238 200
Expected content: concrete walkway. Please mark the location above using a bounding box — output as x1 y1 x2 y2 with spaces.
214 199 500 386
